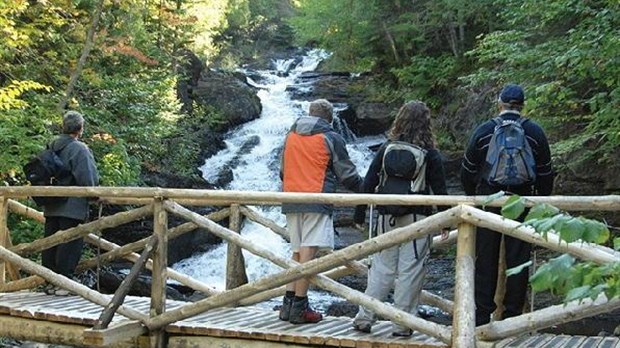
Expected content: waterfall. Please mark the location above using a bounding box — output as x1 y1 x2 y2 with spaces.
172 49 381 311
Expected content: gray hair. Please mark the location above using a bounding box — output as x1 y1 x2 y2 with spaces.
62 111 85 134
309 99 333 123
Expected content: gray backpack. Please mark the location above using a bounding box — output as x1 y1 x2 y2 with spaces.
375 141 427 216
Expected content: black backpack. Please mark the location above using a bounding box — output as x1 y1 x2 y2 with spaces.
375 141 427 216
482 117 537 187
23 143 72 206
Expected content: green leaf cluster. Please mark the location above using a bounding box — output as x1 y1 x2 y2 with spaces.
530 254 620 303
498 194 619 302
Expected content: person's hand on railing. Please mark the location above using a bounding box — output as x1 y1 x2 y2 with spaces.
440 228 450 241
353 222 367 233
93 197 108 205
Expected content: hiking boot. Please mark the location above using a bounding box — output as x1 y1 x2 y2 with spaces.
53 287 73 296
279 295 293 321
289 298 323 324
43 285 73 296
392 328 413 337
42 283 55 295
353 322 372 333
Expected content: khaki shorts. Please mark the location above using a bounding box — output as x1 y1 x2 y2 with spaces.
286 213 334 252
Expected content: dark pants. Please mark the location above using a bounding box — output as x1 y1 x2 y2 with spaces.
475 210 531 326
42 216 84 278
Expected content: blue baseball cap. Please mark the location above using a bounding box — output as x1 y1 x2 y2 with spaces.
499 84 525 104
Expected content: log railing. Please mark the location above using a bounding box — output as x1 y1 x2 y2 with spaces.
0 187 619 348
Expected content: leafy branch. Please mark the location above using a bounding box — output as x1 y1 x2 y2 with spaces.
496 195 620 302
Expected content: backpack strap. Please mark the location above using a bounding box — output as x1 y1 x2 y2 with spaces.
517 117 529 126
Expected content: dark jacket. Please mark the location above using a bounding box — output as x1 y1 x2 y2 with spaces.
460 110 554 196
280 116 362 215
354 141 449 223
44 134 99 221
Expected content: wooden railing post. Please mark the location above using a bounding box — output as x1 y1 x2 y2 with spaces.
150 198 168 348
226 204 248 290
452 221 477 348
0 196 7 284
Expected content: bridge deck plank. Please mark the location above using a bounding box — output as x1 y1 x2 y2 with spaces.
1 292 618 348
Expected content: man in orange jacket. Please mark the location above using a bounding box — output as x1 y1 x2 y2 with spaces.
279 99 362 324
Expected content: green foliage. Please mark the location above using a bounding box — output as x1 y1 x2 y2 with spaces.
0 0 219 245
88 133 140 186
290 0 376 71
0 81 52 111
159 134 203 178
391 55 458 108
464 0 620 162
522 205 611 246
79 73 180 164
291 0 495 73
214 0 295 67
7 206 44 246
500 194 619 302
0 97 59 184
500 195 526 220
191 104 228 132
530 254 620 303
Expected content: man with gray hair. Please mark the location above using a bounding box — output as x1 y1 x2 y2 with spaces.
42 111 99 296
279 99 362 324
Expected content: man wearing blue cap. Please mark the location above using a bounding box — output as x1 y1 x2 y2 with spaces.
460 84 554 326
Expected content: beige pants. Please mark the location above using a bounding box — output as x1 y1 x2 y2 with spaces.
354 213 430 334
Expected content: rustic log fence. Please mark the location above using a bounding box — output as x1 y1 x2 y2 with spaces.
0 186 619 348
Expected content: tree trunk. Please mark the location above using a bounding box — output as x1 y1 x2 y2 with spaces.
447 24 459 58
0 197 7 284
381 21 401 65
58 0 104 112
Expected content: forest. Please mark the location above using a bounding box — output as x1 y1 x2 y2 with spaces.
1 0 619 301
2 0 618 186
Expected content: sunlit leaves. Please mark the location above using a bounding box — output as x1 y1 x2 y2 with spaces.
0 80 52 111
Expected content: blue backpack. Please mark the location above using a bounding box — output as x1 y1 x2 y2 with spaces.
483 117 536 187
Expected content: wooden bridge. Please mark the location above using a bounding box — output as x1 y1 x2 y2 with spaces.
0 186 619 347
